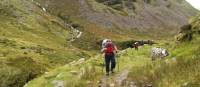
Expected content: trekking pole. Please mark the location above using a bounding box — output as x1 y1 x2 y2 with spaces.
116 53 120 72
102 59 104 73
101 53 105 74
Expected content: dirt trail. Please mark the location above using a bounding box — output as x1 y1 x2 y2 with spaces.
114 70 129 86
98 69 136 87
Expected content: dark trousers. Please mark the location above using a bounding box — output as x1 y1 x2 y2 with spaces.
105 53 116 73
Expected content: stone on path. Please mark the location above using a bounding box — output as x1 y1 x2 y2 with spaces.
52 80 64 87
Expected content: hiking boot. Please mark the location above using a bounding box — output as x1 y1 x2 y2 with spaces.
106 73 109 76
111 71 115 74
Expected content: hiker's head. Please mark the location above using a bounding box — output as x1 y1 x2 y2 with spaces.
107 39 112 43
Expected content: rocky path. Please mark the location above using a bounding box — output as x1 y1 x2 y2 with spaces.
98 69 137 87
114 70 129 86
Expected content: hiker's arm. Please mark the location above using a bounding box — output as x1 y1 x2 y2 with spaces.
101 48 107 53
114 45 119 53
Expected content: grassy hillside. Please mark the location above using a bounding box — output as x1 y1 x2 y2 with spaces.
25 14 200 87
0 0 199 87
128 37 200 87
127 14 200 87
25 40 200 87
24 44 152 87
0 0 91 87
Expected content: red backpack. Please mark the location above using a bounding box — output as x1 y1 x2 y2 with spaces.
106 43 114 54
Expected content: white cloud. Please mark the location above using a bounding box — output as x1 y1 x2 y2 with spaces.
186 0 200 10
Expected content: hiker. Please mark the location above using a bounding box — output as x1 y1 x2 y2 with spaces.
134 42 139 50
101 39 118 75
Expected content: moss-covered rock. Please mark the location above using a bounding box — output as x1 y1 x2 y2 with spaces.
176 24 193 42
176 14 200 42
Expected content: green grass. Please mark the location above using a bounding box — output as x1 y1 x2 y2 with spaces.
127 35 200 87
124 14 200 87
25 55 102 87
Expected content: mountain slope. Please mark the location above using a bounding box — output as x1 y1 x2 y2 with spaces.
37 0 197 39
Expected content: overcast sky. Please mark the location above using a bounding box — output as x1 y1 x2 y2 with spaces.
186 0 200 10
